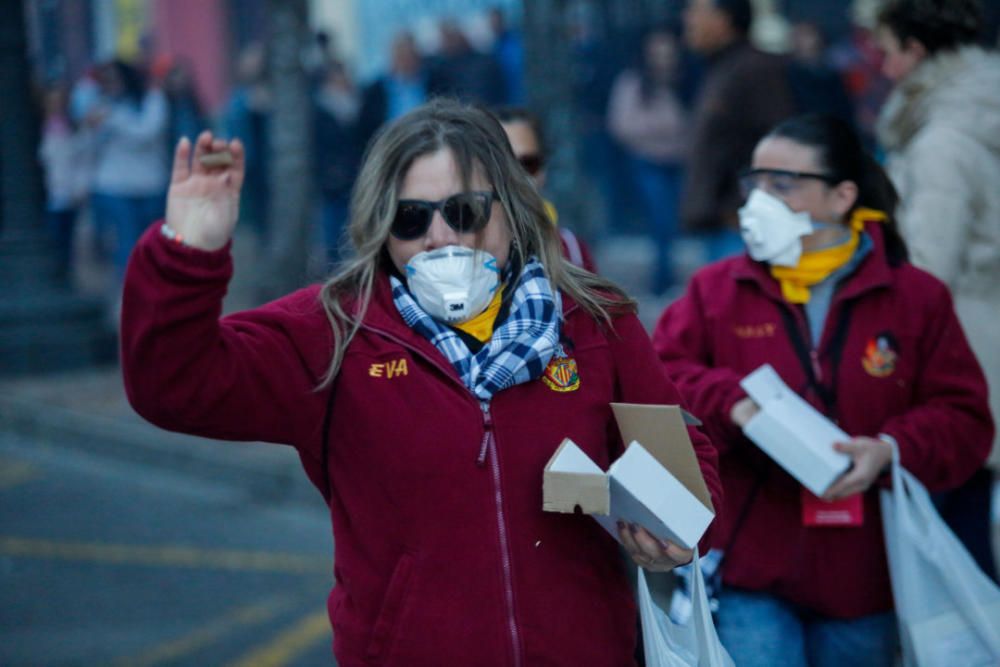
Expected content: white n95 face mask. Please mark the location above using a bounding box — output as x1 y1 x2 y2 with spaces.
405 246 500 323
738 189 814 267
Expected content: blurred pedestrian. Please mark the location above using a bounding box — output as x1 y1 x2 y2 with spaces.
426 20 506 108
607 25 690 294
155 56 207 157
120 100 722 665
787 21 854 124
358 31 428 146
88 59 168 287
489 6 525 105
495 106 597 272
876 0 1000 581
224 43 271 238
654 114 993 666
38 82 93 284
567 4 624 238
313 61 363 266
681 0 796 261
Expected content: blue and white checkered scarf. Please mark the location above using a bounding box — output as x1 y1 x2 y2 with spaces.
391 257 561 403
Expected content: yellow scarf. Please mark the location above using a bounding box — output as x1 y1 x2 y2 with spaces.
544 199 559 225
453 286 505 343
770 208 887 304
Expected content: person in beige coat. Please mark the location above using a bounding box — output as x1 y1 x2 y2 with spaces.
876 0 1000 580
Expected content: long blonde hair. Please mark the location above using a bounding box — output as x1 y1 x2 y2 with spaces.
319 99 633 385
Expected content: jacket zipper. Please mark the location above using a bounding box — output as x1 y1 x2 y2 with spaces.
481 401 524 667
361 323 524 664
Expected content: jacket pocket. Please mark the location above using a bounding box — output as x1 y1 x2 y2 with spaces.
365 552 416 664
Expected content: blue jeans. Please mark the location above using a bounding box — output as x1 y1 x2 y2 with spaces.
91 192 164 281
630 157 683 293
716 587 898 667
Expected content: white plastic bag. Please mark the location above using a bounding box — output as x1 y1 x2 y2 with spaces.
637 549 735 667
880 452 1000 666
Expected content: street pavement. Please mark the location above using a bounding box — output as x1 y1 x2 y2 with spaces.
0 429 333 666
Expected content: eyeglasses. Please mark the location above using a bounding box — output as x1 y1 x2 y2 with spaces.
391 191 497 240
517 154 545 176
738 168 839 198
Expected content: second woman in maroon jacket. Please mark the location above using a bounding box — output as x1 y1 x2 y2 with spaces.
653 114 992 667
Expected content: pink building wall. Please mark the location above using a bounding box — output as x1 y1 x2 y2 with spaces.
150 0 229 114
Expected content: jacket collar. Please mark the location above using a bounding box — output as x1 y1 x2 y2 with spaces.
731 219 894 303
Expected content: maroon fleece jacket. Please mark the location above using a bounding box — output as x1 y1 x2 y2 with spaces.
652 222 992 619
121 224 722 666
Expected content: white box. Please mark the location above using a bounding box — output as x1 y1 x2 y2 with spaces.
543 403 715 550
740 364 851 496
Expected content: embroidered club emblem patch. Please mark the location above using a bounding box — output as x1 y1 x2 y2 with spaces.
542 354 580 392
862 331 899 378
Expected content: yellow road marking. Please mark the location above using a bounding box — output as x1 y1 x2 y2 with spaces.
226 610 331 667
0 460 40 490
117 595 299 667
0 536 329 574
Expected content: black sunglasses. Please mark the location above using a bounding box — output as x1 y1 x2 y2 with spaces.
391 191 497 240
518 154 545 176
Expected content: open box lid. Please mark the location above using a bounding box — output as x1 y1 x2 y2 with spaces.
611 403 714 513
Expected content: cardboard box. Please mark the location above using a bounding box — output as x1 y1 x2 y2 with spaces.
739 364 851 496
542 403 715 550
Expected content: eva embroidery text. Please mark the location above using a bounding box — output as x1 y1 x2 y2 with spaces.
369 358 409 378
734 322 777 338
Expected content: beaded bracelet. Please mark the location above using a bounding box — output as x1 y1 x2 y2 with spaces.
160 222 188 246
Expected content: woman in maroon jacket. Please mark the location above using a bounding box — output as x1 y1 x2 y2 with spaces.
120 99 722 666
653 114 992 666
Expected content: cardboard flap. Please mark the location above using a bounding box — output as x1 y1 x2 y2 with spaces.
611 403 713 512
542 438 610 515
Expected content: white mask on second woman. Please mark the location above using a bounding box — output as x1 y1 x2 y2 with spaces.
738 189 814 267
405 245 500 324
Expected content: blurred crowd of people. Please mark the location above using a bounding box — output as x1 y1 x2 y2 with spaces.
34 2 999 302
35 8 526 301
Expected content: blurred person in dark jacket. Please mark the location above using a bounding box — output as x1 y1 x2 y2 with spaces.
787 21 854 124
489 6 525 105
314 62 363 266
358 31 428 147
155 56 207 157
224 43 271 238
681 0 796 261
426 19 505 107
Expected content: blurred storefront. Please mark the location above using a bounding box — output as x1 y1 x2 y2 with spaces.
25 0 267 114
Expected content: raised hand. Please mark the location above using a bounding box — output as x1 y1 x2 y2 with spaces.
165 131 246 251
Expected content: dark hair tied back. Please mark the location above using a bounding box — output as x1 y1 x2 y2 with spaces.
766 113 909 265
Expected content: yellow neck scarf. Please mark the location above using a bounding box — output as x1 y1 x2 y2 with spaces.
453 286 505 343
544 199 559 225
770 208 887 304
